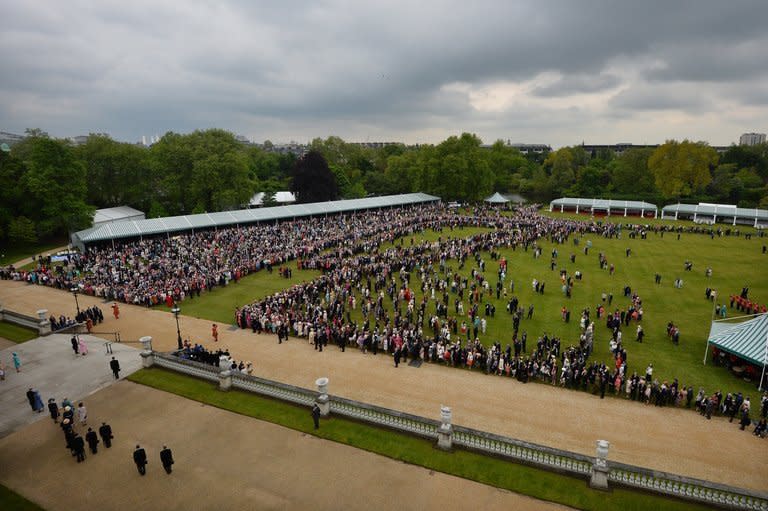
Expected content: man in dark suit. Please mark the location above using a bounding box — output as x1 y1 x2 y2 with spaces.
160 445 174 474
109 357 121 379
72 434 86 463
133 445 148 475
311 404 321 430
99 422 113 448
85 427 99 454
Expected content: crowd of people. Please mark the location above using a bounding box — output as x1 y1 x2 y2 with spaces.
3 203 766 432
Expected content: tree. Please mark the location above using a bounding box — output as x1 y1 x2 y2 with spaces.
75 134 153 209
611 148 656 196
648 140 717 199
18 137 93 237
290 151 339 203
150 129 252 214
8 216 37 244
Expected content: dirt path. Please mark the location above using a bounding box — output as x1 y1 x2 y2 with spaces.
0 337 15 350
2 280 767 492
0 381 570 511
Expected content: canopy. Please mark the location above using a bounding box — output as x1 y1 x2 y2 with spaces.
484 192 509 204
705 313 768 389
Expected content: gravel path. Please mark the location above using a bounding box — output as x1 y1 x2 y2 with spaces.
2 280 766 492
0 381 571 511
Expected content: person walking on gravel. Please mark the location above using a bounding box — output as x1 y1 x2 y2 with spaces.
133 445 148 475
110 357 121 379
160 445 174 474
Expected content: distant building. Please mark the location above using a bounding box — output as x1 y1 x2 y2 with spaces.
739 133 766 146
507 143 551 155
262 143 309 157
348 142 401 149
580 142 730 157
0 131 26 147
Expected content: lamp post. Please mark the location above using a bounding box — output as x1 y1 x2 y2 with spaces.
71 287 81 316
171 304 183 350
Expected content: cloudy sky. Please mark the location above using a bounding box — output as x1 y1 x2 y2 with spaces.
1 1 766 148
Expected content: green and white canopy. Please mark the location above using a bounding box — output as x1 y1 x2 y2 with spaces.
706 314 768 388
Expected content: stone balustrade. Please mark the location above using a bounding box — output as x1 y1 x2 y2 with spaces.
146 351 768 511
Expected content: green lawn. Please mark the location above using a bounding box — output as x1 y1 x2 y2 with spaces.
0 484 44 511
0 322 38 343
0 239 68 266
178 222 767 399
129 367 712 511
161 226 493 324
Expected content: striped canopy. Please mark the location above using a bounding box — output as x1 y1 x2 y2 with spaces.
708 314 768 366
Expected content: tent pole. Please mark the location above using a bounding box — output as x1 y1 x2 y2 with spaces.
761 327 768 391
703 340 709 365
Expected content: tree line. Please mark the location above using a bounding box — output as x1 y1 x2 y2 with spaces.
1 129 766 246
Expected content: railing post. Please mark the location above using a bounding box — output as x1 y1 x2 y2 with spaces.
589 439 610 490
140 351 154 368
315 377 330 417
437 405 453 450
37 309 51 336
219 370 232 391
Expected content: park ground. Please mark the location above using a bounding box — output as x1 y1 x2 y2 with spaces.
1 281 766 494
0 380 570 511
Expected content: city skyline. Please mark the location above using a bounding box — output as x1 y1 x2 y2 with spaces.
1 1 766 148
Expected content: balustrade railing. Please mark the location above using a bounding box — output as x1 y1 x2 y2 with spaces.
147 352 768 511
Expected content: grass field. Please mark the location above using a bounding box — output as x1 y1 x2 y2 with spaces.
0 484 44 511
129 367 712 511
0 239 68 266
0 322 38 343
174 221 767 400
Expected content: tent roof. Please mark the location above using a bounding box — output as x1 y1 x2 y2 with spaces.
73 192 440 246
550 197 657 210
93 206 145 224
662 203 768 220
484 192 509 204
708 314 768 366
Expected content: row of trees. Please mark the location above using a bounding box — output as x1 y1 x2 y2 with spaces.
1 128 767 246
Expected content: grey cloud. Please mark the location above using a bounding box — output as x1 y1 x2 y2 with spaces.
0 0 766 147
532 74 622 97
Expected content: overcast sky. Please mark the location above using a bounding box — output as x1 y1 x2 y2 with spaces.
1 1 766 148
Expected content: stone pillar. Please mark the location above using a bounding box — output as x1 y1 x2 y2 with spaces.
139 336 153 351
437 405 453 450
219 370 232 391
589 439 610 490
315 377 330 417
37 309 51 336
140 351 154 368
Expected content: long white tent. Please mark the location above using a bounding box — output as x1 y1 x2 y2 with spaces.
71 192 440 250
661 203 768 227
549 197 658 217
